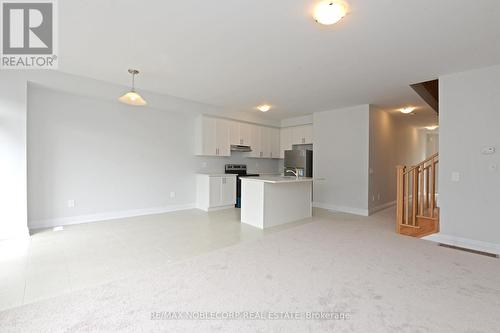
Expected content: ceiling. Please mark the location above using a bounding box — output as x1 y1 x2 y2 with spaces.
58 0 500 120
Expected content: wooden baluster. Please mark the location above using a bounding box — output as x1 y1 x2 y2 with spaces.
396 165 405 231
419 165 424 216
405 171 409 226
425 166 430 212
412 168 418 226
430 160 436 218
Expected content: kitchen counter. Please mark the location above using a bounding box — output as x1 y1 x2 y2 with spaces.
196 173 237 177
240 176 312 229
240 176 314 184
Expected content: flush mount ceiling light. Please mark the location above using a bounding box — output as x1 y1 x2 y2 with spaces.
399 107 416 114
118 69 147 106
426 125 439 130
313 1 348 25
257 104 271 112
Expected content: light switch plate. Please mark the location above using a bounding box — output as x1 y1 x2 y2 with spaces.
451 172 460 182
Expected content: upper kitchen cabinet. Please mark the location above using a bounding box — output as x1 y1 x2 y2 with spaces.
280 127 292 159
291 124 313 145
249 125 262 158
216 119 231 156
248 125 281 159
195 116 230 156
270 127 280 159
229 121 252 146
195 115 279 159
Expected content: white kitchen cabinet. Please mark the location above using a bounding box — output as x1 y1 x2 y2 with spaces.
239 123 252 146
270 127 280 159
278 124 313 158
248 125 280 159
195 116 230 156
195 115 279 159
229 121 240 146
279 127 292 159
291 124 313 145
249 125 262 158
196 174 236 211
261 127 272 158
216 119 230 156
229 121 252 146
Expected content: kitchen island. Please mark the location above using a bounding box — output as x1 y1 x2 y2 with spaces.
240 176 313 229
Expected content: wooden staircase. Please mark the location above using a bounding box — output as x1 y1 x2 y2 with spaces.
396 153 439 237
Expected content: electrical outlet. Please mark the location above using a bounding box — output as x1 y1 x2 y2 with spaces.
202 162 207 168
67 200 75 208
451 172 460 182
170 192 176 198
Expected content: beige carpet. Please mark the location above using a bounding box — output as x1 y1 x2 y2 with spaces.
1 210 499 332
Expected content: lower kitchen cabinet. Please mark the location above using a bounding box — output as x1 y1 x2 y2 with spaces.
196 174 237 211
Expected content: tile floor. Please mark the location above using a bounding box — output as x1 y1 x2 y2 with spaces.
0 208 315 310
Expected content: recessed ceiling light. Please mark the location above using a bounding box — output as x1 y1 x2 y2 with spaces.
313 1 348 25
399 107 416 114
257 104 271 112
426 125 439 130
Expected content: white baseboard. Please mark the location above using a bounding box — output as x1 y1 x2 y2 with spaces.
423 233 500 256
313 202 369 217
28 203 196 230
369 200 397 215
196 204 236 212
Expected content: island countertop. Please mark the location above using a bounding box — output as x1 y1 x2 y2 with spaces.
240 176 314 184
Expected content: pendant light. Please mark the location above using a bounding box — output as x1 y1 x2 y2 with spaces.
118 69 147 106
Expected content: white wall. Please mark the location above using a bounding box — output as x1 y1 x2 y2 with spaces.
27 85 280 229
368 106 398 213
0 73 28 240
1 69 284 238
436 65 500 251
395 122 428 166
313 105 370 216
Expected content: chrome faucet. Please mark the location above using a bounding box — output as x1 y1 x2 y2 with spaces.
286 168 300 179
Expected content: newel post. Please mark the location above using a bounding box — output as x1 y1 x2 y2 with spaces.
396 165 405 233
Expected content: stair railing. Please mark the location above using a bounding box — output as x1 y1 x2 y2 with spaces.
396 153 439 231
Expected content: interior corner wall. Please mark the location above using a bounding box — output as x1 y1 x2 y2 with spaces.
313 105 370 216
0 73 28 240
368 106 398 214
438 65 500 250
